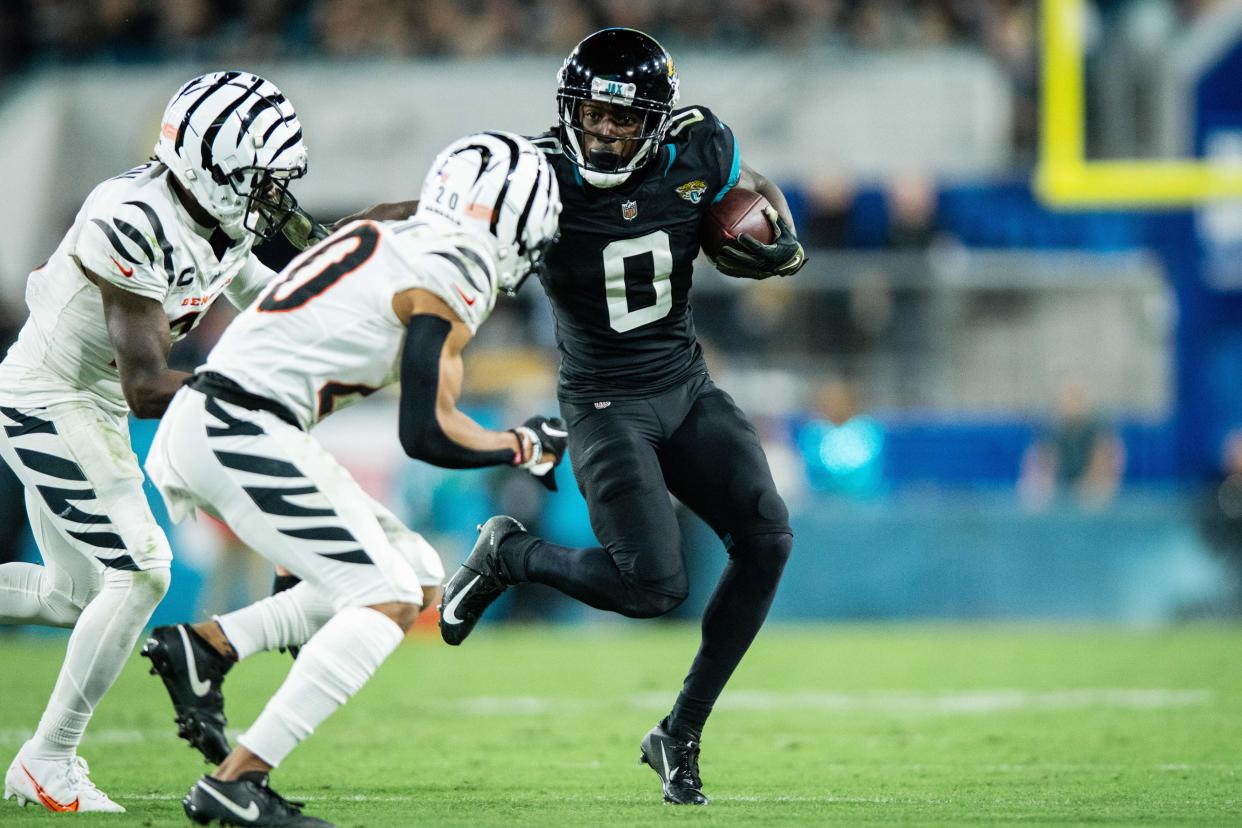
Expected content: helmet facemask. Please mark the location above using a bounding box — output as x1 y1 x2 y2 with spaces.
508 227 560 295
555 28 680 188
557 89 670 178
229 165 305 242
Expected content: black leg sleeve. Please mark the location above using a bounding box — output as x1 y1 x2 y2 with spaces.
504 533 643 614
669 531 792 742
501 401 689 619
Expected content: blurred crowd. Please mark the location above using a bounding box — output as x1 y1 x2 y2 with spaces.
0 1 1227 161
0 0 1045 148
1 0 1036 66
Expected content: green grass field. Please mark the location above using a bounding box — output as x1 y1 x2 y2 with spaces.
0 624 1239 826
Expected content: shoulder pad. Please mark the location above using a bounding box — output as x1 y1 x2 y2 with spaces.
107 161 159 183
664 106 718 145
76 197 170 300
82 189 163 272
77 171 193 288
528 131 563 155
388 224 497 335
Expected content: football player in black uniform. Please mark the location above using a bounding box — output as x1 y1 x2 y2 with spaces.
437 28 807 805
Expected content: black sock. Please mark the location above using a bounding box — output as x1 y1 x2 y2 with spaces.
676 532 792 729
667 694 713 743
271 572 300 594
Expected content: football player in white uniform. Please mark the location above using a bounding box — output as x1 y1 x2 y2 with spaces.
0 71 313 814
140 131 563 827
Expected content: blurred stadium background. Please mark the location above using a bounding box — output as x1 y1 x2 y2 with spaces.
0 0 1240 631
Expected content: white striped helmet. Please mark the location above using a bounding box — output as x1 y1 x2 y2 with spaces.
416 131 561 294
155 71 307 240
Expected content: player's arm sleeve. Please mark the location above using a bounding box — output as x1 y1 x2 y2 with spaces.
397 314 517 469
72 211 168 302
225 255 278 310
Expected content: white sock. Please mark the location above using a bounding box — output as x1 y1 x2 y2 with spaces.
0 563 82 627
238 606 403 767
215 582 335 661
28 567 170 759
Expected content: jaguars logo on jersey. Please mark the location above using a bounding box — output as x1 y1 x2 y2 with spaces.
675 180 707 204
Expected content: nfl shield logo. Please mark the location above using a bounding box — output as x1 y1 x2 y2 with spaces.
621 200 638 221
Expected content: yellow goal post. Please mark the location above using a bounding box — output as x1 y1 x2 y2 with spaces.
1036 0 1242 207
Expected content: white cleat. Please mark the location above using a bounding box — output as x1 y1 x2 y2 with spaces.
4 743 125 813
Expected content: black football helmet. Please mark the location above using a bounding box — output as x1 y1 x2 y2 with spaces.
556 28 680 185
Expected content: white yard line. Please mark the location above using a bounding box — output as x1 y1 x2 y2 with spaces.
444 688 1215 716
667 688 1216 713
0 727 165 745
0 689 1217 750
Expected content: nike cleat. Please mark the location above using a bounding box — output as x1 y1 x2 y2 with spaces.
438 515 525 646
184 772 333 827
142 623 233 764
4 744 124 813
639 722 709 805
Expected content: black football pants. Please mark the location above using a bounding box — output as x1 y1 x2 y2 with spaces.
503 372 792 713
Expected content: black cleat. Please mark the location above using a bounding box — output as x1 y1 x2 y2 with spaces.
141 624 233 764
183 772 333 827
438 516 525 646
639 722 710 805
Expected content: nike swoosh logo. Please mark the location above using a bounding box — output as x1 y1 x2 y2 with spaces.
453 285 477 306
441 575 480 625
109 256 134 278
779 251 805 275
661 743 678 783
540 422 568 438
178 625 212 697
20 763 79 812
197 780 260 822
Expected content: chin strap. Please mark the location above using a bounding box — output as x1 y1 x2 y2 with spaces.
570 130 657 189
579 167 634 188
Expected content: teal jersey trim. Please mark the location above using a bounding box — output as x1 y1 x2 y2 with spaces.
662 144 677 177
712 127 742 203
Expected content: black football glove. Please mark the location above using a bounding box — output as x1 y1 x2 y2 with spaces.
511 416 568 492
281 205 330 251
713 207 807 280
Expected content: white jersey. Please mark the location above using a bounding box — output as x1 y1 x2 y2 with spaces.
200 219 498 430
0 162 274 415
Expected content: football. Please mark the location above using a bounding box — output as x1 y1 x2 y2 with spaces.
700 187 775 262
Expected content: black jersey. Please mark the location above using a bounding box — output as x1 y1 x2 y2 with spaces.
532 106 741 403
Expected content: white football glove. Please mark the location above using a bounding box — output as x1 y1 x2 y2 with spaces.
511 416 568 491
